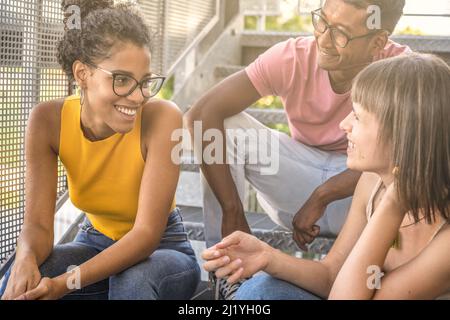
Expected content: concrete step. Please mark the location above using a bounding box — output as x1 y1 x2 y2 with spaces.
240 31 450 52
241 31 307 48
246 107 287 124
239 31 450 65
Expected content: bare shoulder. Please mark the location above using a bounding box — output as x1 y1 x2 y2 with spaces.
141 99 183 134
28 98 65 153
31 98 65 120
429 223 450 260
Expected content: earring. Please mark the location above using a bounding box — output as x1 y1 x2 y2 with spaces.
392 166 400 176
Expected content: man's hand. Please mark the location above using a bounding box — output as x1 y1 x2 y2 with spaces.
222 207 251 238
292 169 362 251
292 191 327 251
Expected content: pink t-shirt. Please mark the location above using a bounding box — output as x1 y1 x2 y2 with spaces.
245 36 411 153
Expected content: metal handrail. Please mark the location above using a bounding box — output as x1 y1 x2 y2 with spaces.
165 0 221 78
403 14 450 17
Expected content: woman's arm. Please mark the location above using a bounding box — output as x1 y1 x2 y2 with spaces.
19 100 183 300
2 101 61 300
329 184 403 299
330 185 450 300
203 172 377 299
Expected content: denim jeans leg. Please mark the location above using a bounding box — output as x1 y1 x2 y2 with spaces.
109 208 201 300
39 242 109 300
0 267 12 297
0 241 108 300
235 273 323 300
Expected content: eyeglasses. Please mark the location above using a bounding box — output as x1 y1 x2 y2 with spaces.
85 62 165 98
311 8 381 48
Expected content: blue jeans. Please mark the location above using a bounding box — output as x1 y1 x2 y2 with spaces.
235 273 323 300
0 208 200 300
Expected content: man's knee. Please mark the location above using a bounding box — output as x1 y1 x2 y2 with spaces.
223 112 250 131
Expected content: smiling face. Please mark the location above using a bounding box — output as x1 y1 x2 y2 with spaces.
78 42 152 137
315 0 381 71
339 103 391 174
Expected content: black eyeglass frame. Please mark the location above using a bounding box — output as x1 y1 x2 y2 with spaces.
85 62 166 98
311 8 388 48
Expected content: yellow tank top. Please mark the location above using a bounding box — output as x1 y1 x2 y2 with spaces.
59 96 176 240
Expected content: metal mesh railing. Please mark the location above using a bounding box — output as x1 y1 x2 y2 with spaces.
0 0 221 267
1 0 68 266
139 0 218 74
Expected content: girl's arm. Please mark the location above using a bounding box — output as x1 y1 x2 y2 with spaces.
204 173 377 299
20 100 183 300
329 185 450 299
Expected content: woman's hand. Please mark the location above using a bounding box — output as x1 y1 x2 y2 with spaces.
15 277 66 300
1 256 41 300
202 231 273 284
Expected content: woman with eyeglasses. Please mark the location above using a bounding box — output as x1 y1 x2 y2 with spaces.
0 0 200 300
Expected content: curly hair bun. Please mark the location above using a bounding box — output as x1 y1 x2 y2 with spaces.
57 0 152 81
61 0 113 20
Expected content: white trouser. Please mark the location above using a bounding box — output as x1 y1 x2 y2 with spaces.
200 112 352 247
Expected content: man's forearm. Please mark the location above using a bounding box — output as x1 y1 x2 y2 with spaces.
185 70 262 219
315 169 362 204
186 111 244 217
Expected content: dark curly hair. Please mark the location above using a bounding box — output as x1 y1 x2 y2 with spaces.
57 0 153 81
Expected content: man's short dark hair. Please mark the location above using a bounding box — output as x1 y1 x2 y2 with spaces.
342 0 405 33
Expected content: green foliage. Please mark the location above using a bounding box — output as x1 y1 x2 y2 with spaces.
253 95 283 109
252 96 291 135
245 14 313 33
245 16 258 30
268 123 291 135
157 75 174 100
266 14 313 33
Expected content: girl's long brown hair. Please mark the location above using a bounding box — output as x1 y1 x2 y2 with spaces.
352 53 450 223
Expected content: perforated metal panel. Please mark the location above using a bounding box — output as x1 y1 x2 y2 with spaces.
1 0 69 266
164 0 216 71
138 0 217 74
138 0 165 74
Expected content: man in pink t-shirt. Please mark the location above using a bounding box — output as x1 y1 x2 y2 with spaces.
185 0 410 255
